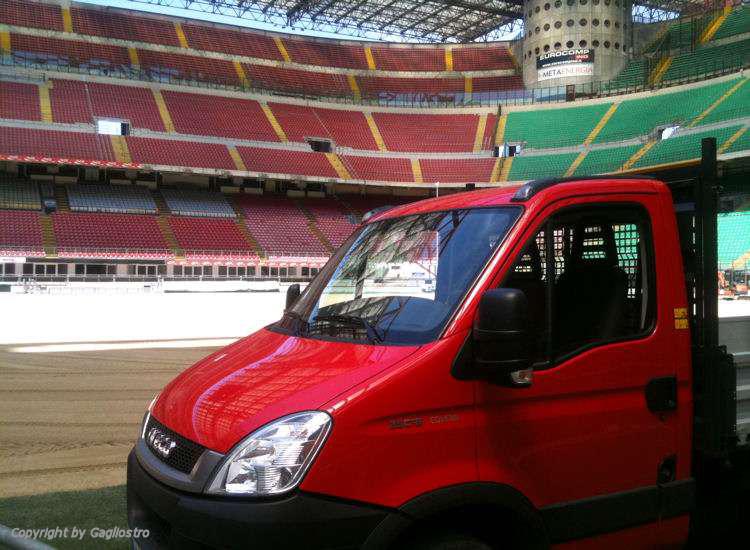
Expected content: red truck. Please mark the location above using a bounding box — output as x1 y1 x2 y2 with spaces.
127 139 749 549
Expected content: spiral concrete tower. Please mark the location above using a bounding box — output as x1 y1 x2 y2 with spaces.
521 0 633 87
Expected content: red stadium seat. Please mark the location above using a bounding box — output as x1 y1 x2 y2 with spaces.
0 210 44 257
52 212 171 259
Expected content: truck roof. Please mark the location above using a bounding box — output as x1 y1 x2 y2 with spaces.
371 177 665 222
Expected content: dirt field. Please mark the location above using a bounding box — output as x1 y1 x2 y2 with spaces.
0 344 219 498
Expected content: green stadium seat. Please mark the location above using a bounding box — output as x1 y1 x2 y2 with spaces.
573 145 641 176
632 125 741 168
712 6 750 41
507 152 578 181
594 79 739 143
504 103 613 149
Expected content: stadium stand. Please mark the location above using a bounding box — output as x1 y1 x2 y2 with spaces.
452 47 515 71
51 211 170 258
662 39 750 82
372 113 480 152
723 127 750 154
0 81 41 121
70 6 181 47
0 210 44 256
572 144 642 176
161 188 235 218
236 195 329 260
718 211 750 265
504 102 614 149
162 91 280 141
0 178 41 210
594 78 741 143
698 78 749 126
46 80 167 131
0 127 114 161
0 1 746 275
67 183 157 214
125 137 234 170
243 65 352 97
370 47 445 72
340 155 414 183
167 215 258 259
236 147 338 179
507 152 580 181
420 158 497 183
136 50 238 87
181 24 282 60
10 33 131 71
712 5 750 41
631 124 741 169
605 59 648 90
300 198 357 248
282 39 368 70
0 0 63 31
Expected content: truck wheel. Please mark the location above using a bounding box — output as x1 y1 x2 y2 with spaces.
412 532 494 550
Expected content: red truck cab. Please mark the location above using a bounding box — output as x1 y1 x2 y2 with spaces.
128 176 725 549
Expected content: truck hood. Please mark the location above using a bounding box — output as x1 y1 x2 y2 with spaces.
150 328 419 453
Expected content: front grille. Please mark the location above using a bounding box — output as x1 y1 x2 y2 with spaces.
144 416 205 474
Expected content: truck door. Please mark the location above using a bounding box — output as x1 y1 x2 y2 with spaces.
476 200 687 543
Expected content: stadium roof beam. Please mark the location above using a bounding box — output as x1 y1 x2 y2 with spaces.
334 0 373 24
120 0 708 42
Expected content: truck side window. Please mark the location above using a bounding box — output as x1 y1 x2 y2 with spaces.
504 205 654 365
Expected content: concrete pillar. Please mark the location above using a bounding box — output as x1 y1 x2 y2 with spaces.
521 0 633 88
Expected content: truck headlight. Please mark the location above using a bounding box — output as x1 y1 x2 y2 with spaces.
206 411 331 496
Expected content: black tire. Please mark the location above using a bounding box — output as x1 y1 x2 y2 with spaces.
411 531 494 550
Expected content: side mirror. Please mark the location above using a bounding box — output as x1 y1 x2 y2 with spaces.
473 288 533 387
285 283 301 310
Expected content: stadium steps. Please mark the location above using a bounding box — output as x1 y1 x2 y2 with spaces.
649 56 673 85
38 83 53 123
699 5 732 44
53 184 69 211
151 189 171 214
688 77 748 127
157 215 184 259
227 198 266 258
39 214 57 258
296 201 335 254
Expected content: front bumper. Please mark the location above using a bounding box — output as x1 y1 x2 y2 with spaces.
127 450 390 549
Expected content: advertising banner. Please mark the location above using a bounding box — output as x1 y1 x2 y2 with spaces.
537 49 595 81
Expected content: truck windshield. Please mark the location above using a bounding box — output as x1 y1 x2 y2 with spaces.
275 206 520 345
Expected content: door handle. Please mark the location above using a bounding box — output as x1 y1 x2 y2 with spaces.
645 376 677 413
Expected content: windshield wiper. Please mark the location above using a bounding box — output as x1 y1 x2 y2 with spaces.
312 313 383 344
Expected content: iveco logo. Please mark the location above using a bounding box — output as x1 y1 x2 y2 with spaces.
147 427 177 458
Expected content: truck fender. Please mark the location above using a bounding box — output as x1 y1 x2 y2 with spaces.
362 482 549 549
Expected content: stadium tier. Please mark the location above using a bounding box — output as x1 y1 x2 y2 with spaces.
167 216 258 261
51 211 171 259
235 195 331 261
1 0 523 101
713 5 750 41
67 183 156 214
1 73 746 182
160 189 234 218
0 177 41 210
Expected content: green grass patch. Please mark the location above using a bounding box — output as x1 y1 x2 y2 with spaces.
0 485 128 550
